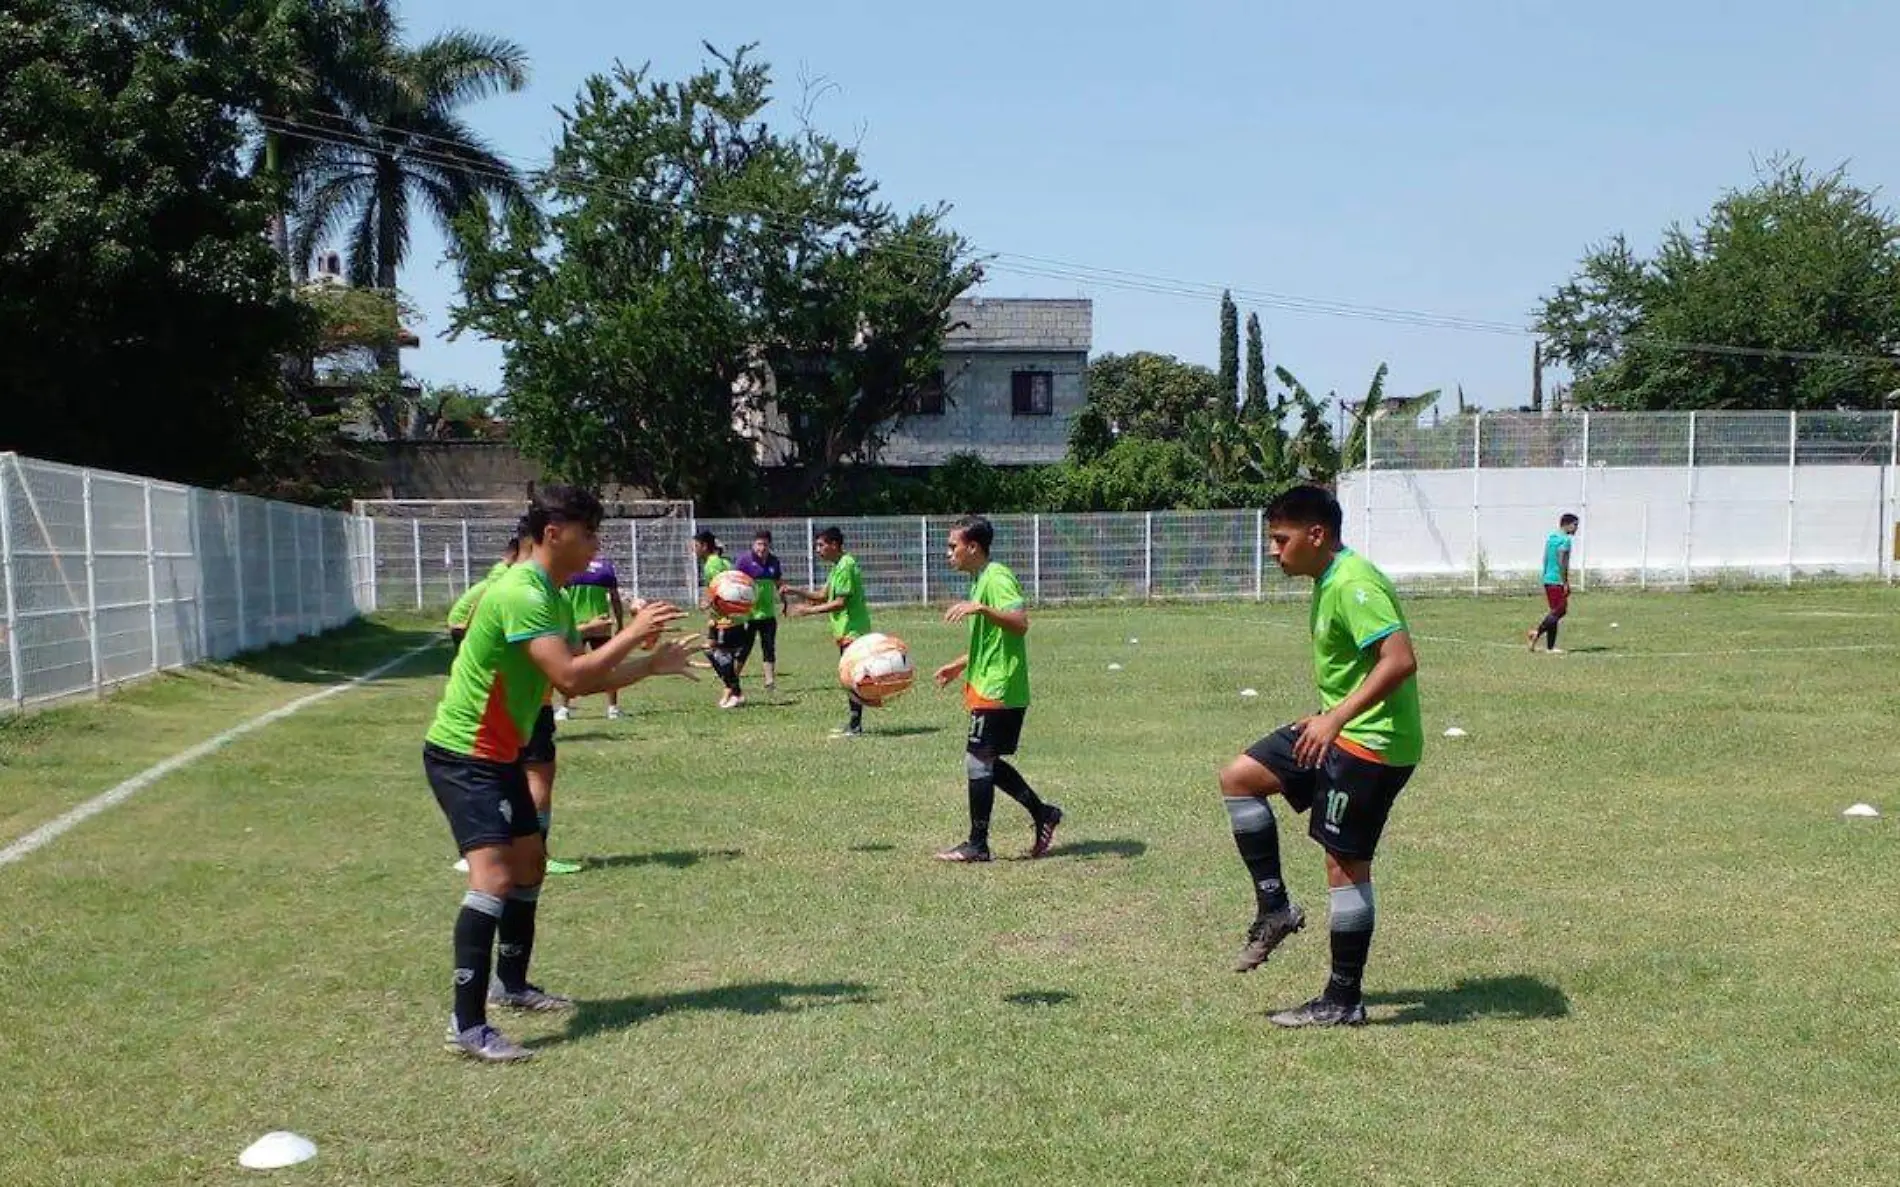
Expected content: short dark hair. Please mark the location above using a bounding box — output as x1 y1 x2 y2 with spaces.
1560 513 1580 527
816 525 844 547
692 529 718 549
951 514 994 553
522 485 604 543
502 535 522 556
753 528 773 544
1266 485 1344 537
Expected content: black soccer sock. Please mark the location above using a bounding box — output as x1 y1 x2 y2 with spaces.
965 753 996 848
495 884 540 993
1223 796 1289 914
1546 619 1560 649
453 889 505 1030
992 759 1048 819
1325 882 1375 1005
847 696 863 730
708 648 742 695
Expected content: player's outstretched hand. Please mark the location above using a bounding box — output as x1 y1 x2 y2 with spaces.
626 600 686 647
933 659 965 689
1291 712 1342 769
943 600 983 624
648 637 701 680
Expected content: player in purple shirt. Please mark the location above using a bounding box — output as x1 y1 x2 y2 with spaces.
733 529 788 690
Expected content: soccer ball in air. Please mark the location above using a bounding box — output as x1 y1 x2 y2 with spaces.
838 633 915 706
707 570 756 617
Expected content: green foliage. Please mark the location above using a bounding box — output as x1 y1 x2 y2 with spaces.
1538 159 1900 410
451 45 979 510
0 0 315 486
1217 289 1239 417
1082 352 1222 441
1066 402 1116 465
1243 312 1269 418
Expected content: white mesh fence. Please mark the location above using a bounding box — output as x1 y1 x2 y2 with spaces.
1 453 370 710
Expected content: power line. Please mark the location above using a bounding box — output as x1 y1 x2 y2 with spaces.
258 113 1900 368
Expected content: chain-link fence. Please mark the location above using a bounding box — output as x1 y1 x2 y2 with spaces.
1 453 369 710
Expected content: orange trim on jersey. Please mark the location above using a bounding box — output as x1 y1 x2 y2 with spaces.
1333 736 1386 765
471 673 523 762
964 685 1005 712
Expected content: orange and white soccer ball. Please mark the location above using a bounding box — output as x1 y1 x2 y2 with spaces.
838 632 915 706
707 569 756 617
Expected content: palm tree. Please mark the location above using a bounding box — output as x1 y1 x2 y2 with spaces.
279 6 533 372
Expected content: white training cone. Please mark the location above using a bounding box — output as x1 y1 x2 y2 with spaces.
1843 803 1881 819
1443 727 1468 738
1107 663 1123 671
1611 622 1620 629
239 1131 317 1170
1127 637 1139 644
1239 688 1259 698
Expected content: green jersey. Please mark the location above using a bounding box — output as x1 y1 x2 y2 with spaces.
446 578 491 629
824 553 872 641
565 583 612 625
485 560 512 581
425 562 577 762
965 562 1030 709
1310 548 1423 766
702 554 734 625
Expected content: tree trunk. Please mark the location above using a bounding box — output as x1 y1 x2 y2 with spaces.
374 160 403 377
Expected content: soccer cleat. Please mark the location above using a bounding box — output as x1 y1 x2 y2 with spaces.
488 982 575 1012
1268 996 1368 1028
1234 903 1306 972
934 841 993 863
605 705 623 721
544 857 584 876
553 706 572 723
452 857 470 873
443 1020 535 1062
1029 804 1064 858
828 724 864 739
763 680 778 691
1525 627 1539 651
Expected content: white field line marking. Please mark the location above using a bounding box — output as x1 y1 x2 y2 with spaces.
0 640 439 869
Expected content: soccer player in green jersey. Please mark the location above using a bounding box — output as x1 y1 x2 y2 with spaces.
556 551 627 722
1527 513 1579 653
786 525 872 737
932 515 1062 863
424 486 695 1061
1217 486 1423 1028
733 529 787 690
446 536 520 654
694 530 749 709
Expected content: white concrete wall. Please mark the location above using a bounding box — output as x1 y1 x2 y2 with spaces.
1338 464 1897 584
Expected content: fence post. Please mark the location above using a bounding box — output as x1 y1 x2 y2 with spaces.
804 517 816 589
1032 514 1042 601
459 520 471 597
291 506 306 638
1253 510 1264 601
265 503 280 645
366 515 378 613
1890 411 1898 586
233 495 248 653
143 479 159 673
83 470 101 695
1683 411 1697 586
919 516 929 604
1362 407 1374 550
1471 412 1482 594
315 509 327 630
1785 409 1797 586
0 457 22 707
1639 502 1650 591
629 520 641 599
187 490 208 662
411 519 422 611
1143 512 1153 598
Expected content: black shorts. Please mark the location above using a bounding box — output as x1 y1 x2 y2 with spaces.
736 618 777 664
519 705 557 765
967 707 1027 757
710 621 752 652
424 743 539 853
1244 724 1413 860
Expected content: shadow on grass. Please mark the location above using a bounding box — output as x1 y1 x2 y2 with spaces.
579 848 742 870
1040 838 1146 861
1362 975 1570 1026
865 725 945 738
847 842 897 853
1004 990 1077 1007
225 618 446 685
534 981 876 1046
1563 645 1616 654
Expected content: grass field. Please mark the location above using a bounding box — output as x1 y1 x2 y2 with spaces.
2 586 1897 1185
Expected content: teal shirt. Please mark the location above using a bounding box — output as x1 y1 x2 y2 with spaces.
1542 531 1572 585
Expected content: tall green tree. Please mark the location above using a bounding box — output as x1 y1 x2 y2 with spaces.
1 0 313 485
450 46 979 508
1538 159 1900 410
279 5 533 372
1243 311 1269 417
1079 352 1222 443
1217 289 1240 418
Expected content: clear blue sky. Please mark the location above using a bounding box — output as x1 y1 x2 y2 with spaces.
386 0 1900 414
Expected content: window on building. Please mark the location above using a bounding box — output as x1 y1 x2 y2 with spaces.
911 370 946 415
1011 370 1054 416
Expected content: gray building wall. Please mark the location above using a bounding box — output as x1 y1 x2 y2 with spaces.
876 298 1093 466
